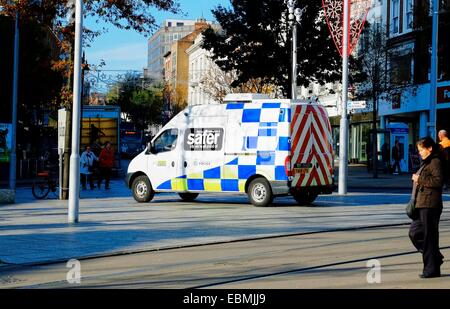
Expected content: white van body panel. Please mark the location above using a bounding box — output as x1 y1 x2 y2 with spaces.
127 98 334 196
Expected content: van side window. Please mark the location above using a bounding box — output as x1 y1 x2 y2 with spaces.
153 129 178 153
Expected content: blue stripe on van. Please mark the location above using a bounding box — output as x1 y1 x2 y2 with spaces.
256 151 275 165
187 179 204 191
277 137 290 151
238 165 256 179
279 108 291 122
157 180 172 190
242 109 261 122
226 158 239 165
259 122 278 127
203 166 221 179
262 103 281 108
221 179 239 191
246 136 258 149
226 103 245 109
258 128 277 137
275 166 288 181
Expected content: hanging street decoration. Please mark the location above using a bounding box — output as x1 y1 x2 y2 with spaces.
322 0 372 57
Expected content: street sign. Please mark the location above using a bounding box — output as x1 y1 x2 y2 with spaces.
347 100 366 109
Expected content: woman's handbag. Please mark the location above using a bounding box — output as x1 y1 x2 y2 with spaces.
406 164 426 220
406 196 419 220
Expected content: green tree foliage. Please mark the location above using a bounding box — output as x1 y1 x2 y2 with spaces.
201 0 344 96
0 0 180 94
0 17 64 125
108 74 164 130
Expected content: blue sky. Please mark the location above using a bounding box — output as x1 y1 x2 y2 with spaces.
85 0 229 72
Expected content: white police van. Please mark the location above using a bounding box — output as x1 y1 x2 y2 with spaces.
126 94 335 207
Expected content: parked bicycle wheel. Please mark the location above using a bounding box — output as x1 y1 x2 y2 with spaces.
32 178 50 199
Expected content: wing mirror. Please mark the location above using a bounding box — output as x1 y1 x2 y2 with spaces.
146 141 155 154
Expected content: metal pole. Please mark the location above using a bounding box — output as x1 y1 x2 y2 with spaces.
68 0 83 223
59 151 63 199
9 11 19 196
338 0 349 195
292 23 297 100
429 0 438 140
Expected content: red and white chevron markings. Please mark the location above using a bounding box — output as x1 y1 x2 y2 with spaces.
290 104 333 188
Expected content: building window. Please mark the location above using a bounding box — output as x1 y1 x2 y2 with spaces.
177 22 184 26
390 54 412 85
391 0 400 34
405 0 413 30
392 93 401 109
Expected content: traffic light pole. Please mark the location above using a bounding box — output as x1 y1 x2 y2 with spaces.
68 0 83 223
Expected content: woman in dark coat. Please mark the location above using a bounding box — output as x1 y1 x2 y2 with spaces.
409 136 445 278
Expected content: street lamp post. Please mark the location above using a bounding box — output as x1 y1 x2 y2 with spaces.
68 0 84 223
429 0 439 140
338 0 350 195
287 0 305 100
9 10 19 198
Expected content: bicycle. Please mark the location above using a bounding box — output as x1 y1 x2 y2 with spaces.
32 171 58 199
32 151 59 199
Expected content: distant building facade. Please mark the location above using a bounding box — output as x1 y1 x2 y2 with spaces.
186 34 221 106
147 18 216 80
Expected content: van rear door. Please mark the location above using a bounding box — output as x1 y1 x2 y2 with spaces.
290 104 333 189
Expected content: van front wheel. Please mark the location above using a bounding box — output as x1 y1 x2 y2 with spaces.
132 175 154 203
178 193 199 202
248 178 273 207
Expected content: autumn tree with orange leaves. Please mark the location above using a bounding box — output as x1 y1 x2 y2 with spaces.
0 0 179 106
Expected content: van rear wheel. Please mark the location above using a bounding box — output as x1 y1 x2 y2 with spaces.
292 191 318 206
248 178 273 207
132 175 154 203
178 193 199 202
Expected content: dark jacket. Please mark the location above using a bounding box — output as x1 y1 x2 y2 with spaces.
415 153 444 209
392 145 400 161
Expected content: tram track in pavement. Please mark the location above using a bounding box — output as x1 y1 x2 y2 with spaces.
189 245 450 289
2 219 446 271
2 219 450 289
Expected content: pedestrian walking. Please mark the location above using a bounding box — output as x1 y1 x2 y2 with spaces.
408 136 445 278
438 130 450 190
98 141 114 190
80 145 98 190
392 140 401 175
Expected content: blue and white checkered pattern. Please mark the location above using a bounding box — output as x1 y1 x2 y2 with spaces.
156 102 291 192
227 102 291 153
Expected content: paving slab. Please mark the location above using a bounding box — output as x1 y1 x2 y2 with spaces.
0 180 449 266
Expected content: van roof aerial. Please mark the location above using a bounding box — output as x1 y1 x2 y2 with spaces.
223 93 270 102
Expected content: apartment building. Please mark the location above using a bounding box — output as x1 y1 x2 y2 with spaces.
147 18 216 80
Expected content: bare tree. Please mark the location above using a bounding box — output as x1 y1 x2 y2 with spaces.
355 23 416 177
198 63 283 103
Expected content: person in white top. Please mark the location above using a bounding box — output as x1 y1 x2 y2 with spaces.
80 145 98 190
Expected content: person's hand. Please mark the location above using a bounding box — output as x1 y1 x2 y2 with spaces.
412 174 419 183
